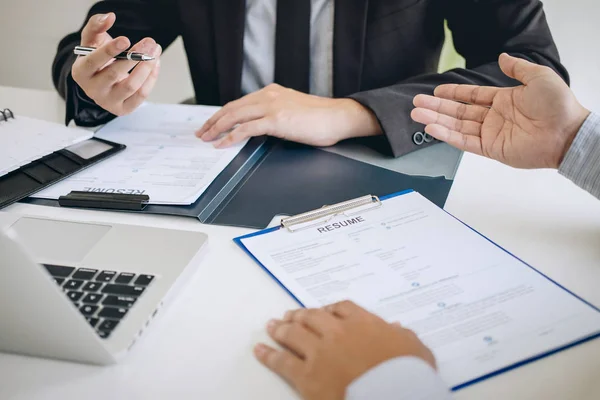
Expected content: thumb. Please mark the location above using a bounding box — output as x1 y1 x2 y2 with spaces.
81 12 116 47
499 53 546 85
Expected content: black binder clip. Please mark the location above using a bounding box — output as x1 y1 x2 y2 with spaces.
58 191 150 211
1 108 15 122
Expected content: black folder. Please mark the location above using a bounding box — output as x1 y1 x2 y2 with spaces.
24 138 454 229
0 108 125 209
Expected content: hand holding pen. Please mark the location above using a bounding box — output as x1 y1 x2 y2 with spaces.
75 46 155 62
70 12 162 117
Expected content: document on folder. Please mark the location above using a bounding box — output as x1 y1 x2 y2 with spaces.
33 104 247 205
235 190 600 390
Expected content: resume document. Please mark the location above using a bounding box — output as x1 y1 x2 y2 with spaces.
237 191 600 388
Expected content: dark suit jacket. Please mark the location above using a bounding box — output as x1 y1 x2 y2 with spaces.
53 0 567 158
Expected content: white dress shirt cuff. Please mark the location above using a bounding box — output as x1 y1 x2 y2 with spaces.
345 356 452 400
559 112 600 199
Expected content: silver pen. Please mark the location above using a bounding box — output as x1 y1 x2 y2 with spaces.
74 46 155 61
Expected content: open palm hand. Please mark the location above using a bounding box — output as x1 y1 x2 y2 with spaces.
411 53 590 169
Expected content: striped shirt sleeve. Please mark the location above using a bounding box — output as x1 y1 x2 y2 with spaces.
559 113 600 199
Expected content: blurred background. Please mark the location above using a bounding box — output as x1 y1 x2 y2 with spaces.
0 0 598 112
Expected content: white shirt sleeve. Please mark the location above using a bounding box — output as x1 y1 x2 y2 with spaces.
559 112 600 199
345 357 453 400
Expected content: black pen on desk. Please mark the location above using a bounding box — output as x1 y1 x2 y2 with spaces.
73 46 155 62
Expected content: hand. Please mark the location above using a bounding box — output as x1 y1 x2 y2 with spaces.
411 53 591 169
254 300 436 400
196 84 382 148
71 13 162 116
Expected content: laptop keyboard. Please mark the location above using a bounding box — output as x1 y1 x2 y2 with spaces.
44 264 155 339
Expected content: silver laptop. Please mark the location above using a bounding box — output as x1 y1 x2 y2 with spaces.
0 212 208 365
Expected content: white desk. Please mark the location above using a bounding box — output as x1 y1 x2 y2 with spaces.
1 86 600 400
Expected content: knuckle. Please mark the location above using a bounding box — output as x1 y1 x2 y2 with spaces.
271 352 288 370
339 300 356 309
120 80 137 95
283 310 295 321
106 68 121 83
470 86 481 104
83 56 96 71
216 113 235 130
457 103 467 120
294 309 307 323
138 86 151 100
455 119 464 132
274 324 291 341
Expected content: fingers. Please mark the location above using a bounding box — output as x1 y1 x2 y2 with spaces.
413 94 489 123
212 119 271 148
498 53 546 85
267 319 319 358
94 38 158 85
197 94 261 140
81 13 116 47
254 343 303 386
324 300 363 319
282 308 340 336
424 124 484 156
199 105 266 142
73 36 131 82
121 57 161 115
433 84 501 107
110 43 161 102
411 108 482 137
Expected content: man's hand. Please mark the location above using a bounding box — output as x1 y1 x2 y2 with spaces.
196 84 382 148
71 13 162 117
411 53 590 169
254 300 436 400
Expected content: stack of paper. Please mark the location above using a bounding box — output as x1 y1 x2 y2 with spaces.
33 104 247 205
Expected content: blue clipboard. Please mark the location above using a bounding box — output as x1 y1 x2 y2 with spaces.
234 189 600 391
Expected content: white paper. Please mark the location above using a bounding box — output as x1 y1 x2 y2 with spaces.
240 191 600 388
33 104 247 205
0 116 92 176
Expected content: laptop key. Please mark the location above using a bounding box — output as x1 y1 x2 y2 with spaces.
102 284 145 297
82 293 103 304
64 279 84 290
98 330 110 339
99 319 120 332
134 274 155 286
102 295 137 308
82 281 103 292
96 270 117 282
80 304 98 317
72 268 98 280
43 264 75 278
87 317 100 328
98 307 128 320
54 277 65 286
114 273 136 284
67 291 84 302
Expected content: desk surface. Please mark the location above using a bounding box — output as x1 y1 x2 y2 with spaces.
1 86 600 400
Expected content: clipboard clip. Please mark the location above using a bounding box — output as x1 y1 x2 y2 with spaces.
58 191 150 211
281 195 382 233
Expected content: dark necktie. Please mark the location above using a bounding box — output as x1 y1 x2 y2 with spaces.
274 0 311 93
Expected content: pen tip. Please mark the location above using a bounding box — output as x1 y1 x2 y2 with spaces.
142 55 155 61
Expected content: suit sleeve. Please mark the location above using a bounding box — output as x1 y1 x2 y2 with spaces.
52 0 180 126
349 0 568 158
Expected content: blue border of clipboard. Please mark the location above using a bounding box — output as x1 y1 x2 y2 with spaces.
234 189 600 392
